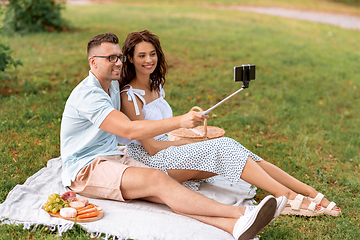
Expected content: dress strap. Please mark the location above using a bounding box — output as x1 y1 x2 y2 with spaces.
120 85 146 116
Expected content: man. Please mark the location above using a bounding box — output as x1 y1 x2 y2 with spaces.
60 32 278 240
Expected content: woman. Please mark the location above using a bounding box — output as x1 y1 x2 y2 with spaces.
117 30 340 217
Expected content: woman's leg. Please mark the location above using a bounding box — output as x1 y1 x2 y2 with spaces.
256 160 339 211
138 137 324 210
168 157 294 199
240 157 296 200
167 169 217 183
168 157 313 210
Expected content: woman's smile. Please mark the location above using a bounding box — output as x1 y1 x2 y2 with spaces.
143 64 154 70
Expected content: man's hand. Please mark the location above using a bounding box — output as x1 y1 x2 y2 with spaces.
179 109 209 129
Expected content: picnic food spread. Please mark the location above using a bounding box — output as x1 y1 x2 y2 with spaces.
43 191 103 222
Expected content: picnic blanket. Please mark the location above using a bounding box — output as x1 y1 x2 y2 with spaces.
0 157 257 240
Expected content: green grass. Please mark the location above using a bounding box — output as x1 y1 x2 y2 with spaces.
113 0 360 15
1 0 360 239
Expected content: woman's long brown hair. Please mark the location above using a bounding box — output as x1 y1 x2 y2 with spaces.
120 30 167 92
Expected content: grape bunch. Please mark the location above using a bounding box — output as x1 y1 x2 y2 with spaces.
43 193 69 214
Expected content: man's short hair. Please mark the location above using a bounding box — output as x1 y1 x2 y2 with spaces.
87 32 119 57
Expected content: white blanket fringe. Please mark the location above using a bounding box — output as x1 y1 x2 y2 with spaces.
0 217 73 237
0 157 256 240
57 222 75 236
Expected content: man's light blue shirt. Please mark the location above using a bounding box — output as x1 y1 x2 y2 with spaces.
60 71 124 187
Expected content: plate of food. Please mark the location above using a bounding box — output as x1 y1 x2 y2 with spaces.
43 191 104 223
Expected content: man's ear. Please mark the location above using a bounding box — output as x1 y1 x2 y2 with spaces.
89 57 97 68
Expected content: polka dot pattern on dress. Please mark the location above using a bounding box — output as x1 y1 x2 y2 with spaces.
126 136 263 190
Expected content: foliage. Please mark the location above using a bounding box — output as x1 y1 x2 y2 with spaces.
0 6 22 79
3 0 68 34
0 42 22 73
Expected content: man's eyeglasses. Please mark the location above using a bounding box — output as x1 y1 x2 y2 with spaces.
93 55 127 63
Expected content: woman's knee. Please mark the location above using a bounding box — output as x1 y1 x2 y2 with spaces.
256 159 268 166
219 137 236 144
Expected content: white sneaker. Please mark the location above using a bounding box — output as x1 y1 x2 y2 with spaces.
274 196 288 219
232 195 276 240
244 205 257 215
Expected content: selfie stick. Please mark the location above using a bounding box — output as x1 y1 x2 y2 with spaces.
202 64 254 115
202 87 245 115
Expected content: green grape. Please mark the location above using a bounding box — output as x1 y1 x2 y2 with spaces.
45 193 70 213
44 193 69 214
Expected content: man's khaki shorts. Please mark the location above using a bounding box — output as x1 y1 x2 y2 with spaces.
70 155 149 201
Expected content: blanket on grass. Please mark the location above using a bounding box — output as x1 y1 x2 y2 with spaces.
0 157 257 240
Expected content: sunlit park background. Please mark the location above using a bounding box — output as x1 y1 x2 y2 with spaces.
1 0 360 239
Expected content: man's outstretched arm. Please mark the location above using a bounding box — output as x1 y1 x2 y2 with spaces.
100 109 208 140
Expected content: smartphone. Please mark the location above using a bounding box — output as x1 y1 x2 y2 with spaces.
234 65 255 82
203 65 256 114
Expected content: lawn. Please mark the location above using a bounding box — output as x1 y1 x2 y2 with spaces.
1 0 359 239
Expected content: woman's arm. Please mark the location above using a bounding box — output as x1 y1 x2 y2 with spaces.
120 92 201 155
140 137 200 156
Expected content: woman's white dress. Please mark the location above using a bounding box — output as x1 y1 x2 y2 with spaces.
117 85 263 190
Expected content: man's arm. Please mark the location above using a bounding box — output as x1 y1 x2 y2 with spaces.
100 109 208 141
118 94 203 155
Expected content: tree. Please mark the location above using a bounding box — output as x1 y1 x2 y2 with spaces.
3 0 68 34
0 5 22 76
